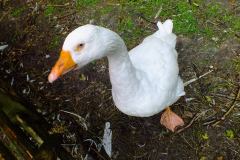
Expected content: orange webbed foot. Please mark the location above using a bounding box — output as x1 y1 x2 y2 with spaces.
160 107 184 132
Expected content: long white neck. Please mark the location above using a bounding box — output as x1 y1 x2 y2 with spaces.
107 47 139 99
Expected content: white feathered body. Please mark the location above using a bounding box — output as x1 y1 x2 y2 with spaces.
109 20 185 117
59 19 185 118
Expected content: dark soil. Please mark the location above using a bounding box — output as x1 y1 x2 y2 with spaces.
0 1 239 160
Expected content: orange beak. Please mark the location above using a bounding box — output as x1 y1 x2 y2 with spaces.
48 50 77 83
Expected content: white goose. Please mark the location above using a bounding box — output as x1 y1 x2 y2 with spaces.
48 19 185 132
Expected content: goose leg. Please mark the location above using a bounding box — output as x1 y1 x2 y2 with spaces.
160 107 184 132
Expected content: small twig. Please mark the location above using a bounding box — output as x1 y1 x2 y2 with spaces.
57 11 76 20
47 3 70 7
202 119 216 126
212 87 240 127
133 152 148 159
184 70 213 87
176 111 206 133
212 93 240 102
0 11 8 22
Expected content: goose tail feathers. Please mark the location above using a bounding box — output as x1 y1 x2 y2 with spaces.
154 19 176 47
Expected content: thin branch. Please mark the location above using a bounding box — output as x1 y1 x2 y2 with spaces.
212 87 240 127
176 111 207 133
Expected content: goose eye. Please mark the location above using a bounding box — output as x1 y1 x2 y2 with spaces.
75 43 84 52
78 43 84 47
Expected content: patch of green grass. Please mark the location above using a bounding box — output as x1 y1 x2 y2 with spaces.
11 7 25 17
44 5 56 17
233 18 240 31
98 0 239 42
196 2 240 41
100 6 113 15
120 0 199 35
173 1 199 34
117 16 145 47
49 36 61 50
76 0 99 8
118 17 134 32
202 28 214 38
205 4 222 18
117 16 134 44
232 57 240 72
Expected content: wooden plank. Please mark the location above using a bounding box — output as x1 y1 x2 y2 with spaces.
0 111 34 160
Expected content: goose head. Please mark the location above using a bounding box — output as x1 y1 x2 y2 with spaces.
48 24 126 83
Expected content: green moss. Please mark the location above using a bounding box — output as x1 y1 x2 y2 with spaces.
225 129 234 139
200 132 209 140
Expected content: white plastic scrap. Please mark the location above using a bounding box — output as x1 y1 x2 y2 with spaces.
102 122 112 158
0 44 8 51
45 54 50 59
185 97 195 102
10 77 14 86
22 88 30 95
26 74 30 82
29 79 36 83
20 63 24 68
5 69 11 74
39 86 44 90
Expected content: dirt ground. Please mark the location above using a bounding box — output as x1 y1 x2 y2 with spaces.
0 0 240 160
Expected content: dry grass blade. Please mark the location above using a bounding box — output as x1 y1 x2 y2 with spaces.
60 110 88 130
154 5 162 19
